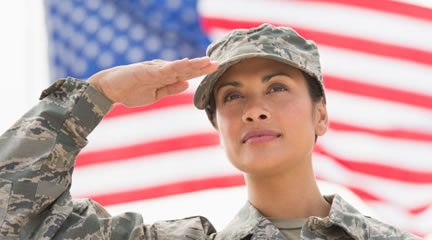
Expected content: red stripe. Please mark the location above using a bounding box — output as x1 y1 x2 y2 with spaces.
314 145 432 184
200 17 432 67
305 0 432 23
409 204 431 215
105 94 192 119
325 74 432 109
76 133 219 168
410 231 426 238
344 186 382 202
88 175 245 206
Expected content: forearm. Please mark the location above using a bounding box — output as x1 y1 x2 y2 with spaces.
0 77 112 237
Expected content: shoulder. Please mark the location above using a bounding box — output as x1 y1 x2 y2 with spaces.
362 215 421 240
328 194 421 240
70 199 217 239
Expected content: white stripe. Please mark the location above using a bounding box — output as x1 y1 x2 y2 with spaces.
86 105 214 151
72 146 237 196
319 46 432 96
314 153 432 208
199 0 432 51
396 0 432 8
326 90 432 133
321 130 432 171
187 76 205 93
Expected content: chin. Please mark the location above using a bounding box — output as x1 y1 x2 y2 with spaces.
228 151 290 176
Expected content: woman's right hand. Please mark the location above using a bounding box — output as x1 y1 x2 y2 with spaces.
88 57 218 107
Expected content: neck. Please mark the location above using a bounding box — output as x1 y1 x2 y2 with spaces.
245 159 330 219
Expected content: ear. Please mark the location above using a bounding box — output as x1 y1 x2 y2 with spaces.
314 98 328 137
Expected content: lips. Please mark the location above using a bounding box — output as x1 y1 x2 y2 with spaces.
241 129 282 144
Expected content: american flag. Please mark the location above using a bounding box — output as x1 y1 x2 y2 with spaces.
45 0 432 237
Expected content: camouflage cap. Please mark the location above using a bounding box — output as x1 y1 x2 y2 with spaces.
193 23 325 110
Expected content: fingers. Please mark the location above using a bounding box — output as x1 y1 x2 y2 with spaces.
189 56 213 69
171 57 210 71
165 57 219 82
155 81 189 100
199 60 219 73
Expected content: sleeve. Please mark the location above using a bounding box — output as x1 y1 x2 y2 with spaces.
0 77 217 240
0 77 113 238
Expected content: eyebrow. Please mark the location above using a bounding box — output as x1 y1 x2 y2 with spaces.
214 72 292 95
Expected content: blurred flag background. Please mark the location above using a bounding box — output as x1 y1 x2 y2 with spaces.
0 0 431 238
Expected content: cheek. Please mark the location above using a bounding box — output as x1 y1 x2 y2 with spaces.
215 110 244 166
216 110 240 144
273 97 315 135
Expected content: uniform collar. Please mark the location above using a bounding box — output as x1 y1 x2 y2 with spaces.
214 199 285 240
215 194 370 240
320 194 369 239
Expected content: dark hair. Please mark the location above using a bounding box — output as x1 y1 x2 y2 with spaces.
302 72 325 104
205 71 325 140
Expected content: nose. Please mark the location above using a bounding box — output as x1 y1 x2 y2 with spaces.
242 104 271 123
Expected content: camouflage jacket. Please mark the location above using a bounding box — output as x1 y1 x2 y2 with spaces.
0 78 420 240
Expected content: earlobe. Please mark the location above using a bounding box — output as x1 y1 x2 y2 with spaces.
316 118 328 136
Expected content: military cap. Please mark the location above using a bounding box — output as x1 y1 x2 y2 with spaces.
194 23 325 111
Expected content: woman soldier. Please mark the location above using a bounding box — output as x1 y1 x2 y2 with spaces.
0 24 418 239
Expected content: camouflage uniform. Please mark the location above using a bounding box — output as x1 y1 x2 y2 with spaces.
0 78 421 239
0 22 422 239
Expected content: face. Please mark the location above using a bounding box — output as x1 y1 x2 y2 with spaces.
213 58 327 177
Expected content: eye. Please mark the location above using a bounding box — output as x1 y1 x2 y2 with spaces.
223 91 242 103
267 83 288 93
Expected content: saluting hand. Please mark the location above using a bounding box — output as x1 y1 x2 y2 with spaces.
88 57 218 107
